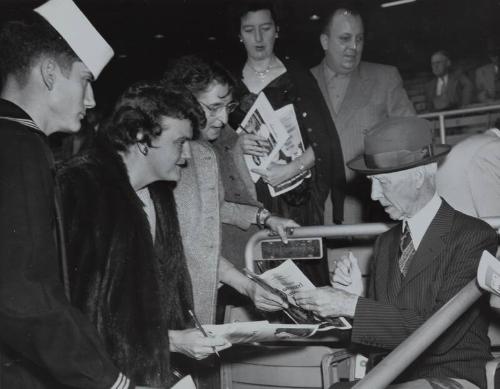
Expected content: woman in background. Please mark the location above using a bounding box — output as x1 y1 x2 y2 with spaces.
229 1 346 285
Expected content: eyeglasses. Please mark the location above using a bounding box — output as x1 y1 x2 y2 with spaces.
199 101 239 117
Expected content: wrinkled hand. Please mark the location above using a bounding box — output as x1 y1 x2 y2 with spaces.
169 328 231 360
252 161 296 187
331 251 364 296
246 280 288 311
237 133 270 157
265 216 299 243
294 286 358 318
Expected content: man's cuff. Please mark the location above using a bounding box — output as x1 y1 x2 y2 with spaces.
111 372 133 389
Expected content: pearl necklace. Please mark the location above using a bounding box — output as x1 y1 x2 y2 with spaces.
246 60 275 79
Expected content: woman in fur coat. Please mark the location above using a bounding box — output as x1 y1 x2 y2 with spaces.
57 82 231 388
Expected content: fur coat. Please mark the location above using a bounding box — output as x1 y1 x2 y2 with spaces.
57 136 193 387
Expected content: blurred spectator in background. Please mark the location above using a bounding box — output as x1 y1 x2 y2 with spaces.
425 50 473 111
475 42 500 103
311 2 415 224
437 124 500 218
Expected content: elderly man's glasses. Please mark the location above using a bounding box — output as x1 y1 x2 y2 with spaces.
199 101 239 117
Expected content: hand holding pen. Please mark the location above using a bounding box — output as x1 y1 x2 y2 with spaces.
186 310 230 359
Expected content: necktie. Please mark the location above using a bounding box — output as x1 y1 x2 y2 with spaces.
436 77 446 96
399 222 415 276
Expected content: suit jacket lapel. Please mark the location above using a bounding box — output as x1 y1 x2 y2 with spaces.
312 60 337 120
402 201 453 288
338 63 374 119
375 227 401 303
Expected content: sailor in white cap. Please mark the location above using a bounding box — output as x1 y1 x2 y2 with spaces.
0 0 133 388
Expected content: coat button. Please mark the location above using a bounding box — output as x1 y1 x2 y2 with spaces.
229 175 235 180
307 128 313 133
302 112 308 118
312 142 318 147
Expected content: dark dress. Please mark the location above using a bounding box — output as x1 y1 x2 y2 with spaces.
229 58 346 286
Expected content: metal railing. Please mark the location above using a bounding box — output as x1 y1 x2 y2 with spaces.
244 217 500 388
419 103 500 144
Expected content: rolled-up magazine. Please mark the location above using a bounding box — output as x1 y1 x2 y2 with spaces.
244 260 351 331
477 250 500 296
237 93 311 197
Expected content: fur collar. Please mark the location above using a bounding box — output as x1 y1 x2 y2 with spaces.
57 136 193 386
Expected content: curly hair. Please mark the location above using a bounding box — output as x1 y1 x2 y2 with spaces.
0 13 78 86
162 55 236 98
101 81 206 152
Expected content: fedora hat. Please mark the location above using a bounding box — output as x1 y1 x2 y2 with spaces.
34 0 114 79
347 117 451 175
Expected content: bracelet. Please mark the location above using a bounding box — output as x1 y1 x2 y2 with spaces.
263 213 273 227
256 207 271 228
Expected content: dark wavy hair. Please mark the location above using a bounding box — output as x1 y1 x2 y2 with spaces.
162 55 236 98
0 13 79 86
101 81 206 152
229 0 280 37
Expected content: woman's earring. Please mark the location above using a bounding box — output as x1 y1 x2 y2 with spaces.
137 142 148 156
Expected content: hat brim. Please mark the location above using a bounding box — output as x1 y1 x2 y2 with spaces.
347 144 451 175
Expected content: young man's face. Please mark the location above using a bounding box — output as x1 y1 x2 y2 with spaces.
48 60 95 134
145 115 193 182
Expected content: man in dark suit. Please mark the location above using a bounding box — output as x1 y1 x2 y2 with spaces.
295 117 498 388
310 4 415 224
425 50 473 112
0 0 133 387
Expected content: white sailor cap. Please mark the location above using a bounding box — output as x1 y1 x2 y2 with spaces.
34 0 114 79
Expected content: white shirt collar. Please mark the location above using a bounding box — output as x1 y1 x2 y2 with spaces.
404 193 442 250
488 128 500 138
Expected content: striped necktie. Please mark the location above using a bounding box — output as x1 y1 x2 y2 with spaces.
399 222 415 276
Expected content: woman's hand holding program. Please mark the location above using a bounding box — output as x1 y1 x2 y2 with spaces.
237 133 270 157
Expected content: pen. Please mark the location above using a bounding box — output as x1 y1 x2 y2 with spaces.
188 309 221 358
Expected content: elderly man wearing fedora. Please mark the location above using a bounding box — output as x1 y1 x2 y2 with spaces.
296 117 498 389
0 0 136 388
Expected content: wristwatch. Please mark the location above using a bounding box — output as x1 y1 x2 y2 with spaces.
256 207 272 228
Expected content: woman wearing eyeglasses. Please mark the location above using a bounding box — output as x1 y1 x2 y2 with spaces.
162 55 298 328
227 1 345 286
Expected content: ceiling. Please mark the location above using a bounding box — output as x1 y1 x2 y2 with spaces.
2 0 500 106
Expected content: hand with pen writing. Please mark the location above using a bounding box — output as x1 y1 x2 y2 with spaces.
236 133 270 157
168 329 231 360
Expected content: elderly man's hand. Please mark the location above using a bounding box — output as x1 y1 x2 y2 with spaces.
246 281 288 311
331 251 364 296
264 216 299 243
294 286 358 318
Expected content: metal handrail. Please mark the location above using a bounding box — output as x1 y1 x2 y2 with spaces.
244 217 500 388
418 103 500 144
